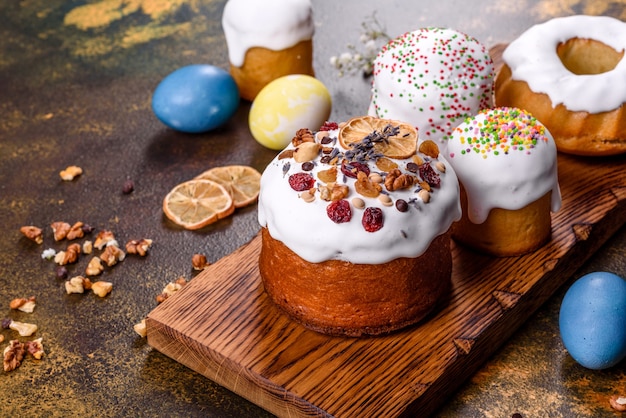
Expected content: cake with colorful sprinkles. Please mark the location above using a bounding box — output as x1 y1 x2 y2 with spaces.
368 27 495 150
447 107 562 256
258 116 461 336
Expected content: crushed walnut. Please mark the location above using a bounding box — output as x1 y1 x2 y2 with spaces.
82 240 93 254
20 226 43 244
94 230 116 250
25 337 45 360
9 296 36 313
133 319 147 338
156 277 188 303
51 221 71 241
54 243 81 265
100 244 125 267
91 281 113 298
66 222 85 240
65 276 90 294
191 254 209 271
3 320 38 337
85 257 104 276
59 165 83 181
125 238 152 256
3 340 26 372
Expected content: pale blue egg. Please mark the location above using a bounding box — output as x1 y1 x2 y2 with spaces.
152 64 239 133
559 271 626 370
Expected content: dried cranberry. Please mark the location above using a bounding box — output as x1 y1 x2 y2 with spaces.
419 163 441 187
341 160 370 179
327 200 352 223
288 172 315 191
395 199 409 212
362 207 384 232
319 121 339 131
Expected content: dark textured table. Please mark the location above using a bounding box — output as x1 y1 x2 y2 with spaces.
1 1 624 417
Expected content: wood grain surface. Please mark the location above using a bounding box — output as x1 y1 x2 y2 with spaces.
146 47 626 417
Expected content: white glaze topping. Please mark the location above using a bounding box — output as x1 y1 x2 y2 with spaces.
447 107 561 224
222 0 314 67
502 15 626 113
258 119 462 264
368 27 494 149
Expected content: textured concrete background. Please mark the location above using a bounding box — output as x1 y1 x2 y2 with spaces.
0 0 624 417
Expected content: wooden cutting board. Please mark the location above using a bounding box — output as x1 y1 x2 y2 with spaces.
146 47 626 417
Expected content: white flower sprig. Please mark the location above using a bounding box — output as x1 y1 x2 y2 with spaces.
329 12 390 77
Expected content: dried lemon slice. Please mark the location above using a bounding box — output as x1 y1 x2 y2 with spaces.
163 179 234 230
194 165 261 208
338 115 417 159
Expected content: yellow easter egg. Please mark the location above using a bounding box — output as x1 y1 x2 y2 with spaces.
249 75 332 150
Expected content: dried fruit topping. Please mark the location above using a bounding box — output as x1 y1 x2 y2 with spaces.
418 140 440 159
406 162 419 173
319 121 339 131
327 199 352 223
418 163 441 188
288 172 316 192
317 166 337 184
362 207 384 232
355 171 382 198
341 160 370 179
302 162 314 171
375 157 399 172
338 116 417 159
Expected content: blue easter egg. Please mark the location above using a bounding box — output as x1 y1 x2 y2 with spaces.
559 271 626 370
152 64 239 133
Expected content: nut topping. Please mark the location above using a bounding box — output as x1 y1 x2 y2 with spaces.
125 238 153 256
384 168 415 192
20 226 43 244
9 296 36 313
100 244 125 267
191 253 209 270
59 165 83 181
3 340 26 372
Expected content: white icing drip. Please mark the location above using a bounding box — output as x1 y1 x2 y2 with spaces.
503 15 626 113
258 128 462 265
368 28 494 149
222 0 314 67
447 108 562 224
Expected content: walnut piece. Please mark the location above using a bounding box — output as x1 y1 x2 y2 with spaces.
94 230 116 250
51 221 71 241
191 253 208 270
91 281 113 297
291 128 315 147
125 238 152 256
384 168 415 192
133 319 147 338
85 257 104 276
59 165 83 181
9 320 38 337
3 340 26 372
66 221 85 240
82 240 93 254
9 296 36 313
65 276 87 294
100 244 125 266
319 182 349 201
54 243 81 265
20 226 43 244
156 277 188 303
25 337 45 360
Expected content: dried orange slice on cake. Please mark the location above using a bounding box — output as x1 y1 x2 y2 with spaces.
163 179 234 230
194 165 261 208
338 115 417 159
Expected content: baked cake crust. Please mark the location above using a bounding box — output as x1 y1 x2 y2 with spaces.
259 228 452 337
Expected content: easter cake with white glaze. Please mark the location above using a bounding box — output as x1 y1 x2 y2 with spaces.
447 107 562 256
368 27 495 151
258 116 461 337
222 0 315 101
495 15 626 156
